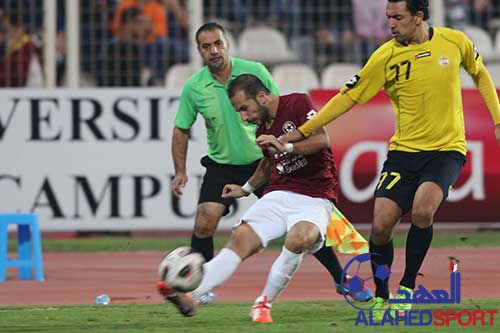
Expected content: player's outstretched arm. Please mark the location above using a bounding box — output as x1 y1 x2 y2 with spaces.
278 129 305 144
171 127 190 198
299 92 356 137
221 184 246 198
279 92 355 143
291 127 330 155
266 129 329 155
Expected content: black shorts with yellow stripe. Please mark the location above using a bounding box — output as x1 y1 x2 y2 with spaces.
374 150 466 215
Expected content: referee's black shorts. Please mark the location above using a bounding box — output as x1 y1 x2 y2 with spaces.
374 150 466 215
198 156 266 215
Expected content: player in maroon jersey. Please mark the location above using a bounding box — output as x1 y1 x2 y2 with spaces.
236 77 339 203
158 73 344 322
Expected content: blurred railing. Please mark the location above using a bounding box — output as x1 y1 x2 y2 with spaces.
4 0 500 89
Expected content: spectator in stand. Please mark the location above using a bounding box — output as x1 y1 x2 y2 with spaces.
492 0 500 19
202 0 302 40
111 0 190 85
162 0 189 29
162 0 190 67
0 4 43 87
352 0 392 64
445 0 468 30
97 7 146 86
291 0 355 69
468 0 492 31
0 0 43 33
112 0 168 85
203 0 249 34
258 0 303 41
80 0 115 83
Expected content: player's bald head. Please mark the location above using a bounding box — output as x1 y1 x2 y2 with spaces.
227 74 270 100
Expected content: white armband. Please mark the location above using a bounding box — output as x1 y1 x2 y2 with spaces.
241 181 255 196
284 143 294 154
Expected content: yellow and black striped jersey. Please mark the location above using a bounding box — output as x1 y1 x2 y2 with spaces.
341 27 483 155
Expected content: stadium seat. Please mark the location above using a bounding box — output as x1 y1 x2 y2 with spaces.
271 63 320 92
494 30 500 57
238 26 298 65
321 63 362 89
165 64 195 90
462 25 496 62
0 213 44 281
225 31 239 57
460 68 476 89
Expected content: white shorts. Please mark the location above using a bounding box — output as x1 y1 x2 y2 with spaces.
235 190 334 254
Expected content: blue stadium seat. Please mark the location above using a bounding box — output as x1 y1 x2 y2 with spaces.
0 213 45 281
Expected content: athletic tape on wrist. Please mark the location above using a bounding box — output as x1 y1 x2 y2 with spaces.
241 181 255 195
284 143 294 153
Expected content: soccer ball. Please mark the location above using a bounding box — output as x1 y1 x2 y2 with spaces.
158 247 205 292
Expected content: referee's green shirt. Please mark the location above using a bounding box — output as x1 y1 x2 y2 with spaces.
174 57 279 165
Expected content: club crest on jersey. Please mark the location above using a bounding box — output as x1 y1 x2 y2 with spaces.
282 121 296 133
345 74 360 88
439 56 449 67
415 51 431 59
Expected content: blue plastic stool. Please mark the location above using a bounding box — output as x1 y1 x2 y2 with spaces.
0 213 45 281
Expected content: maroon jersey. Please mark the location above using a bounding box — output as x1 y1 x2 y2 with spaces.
256 93 339 202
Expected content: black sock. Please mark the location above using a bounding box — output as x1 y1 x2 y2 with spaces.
369 239 394 299
313 244 343 284
190 234 214 262
400 224 433 290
